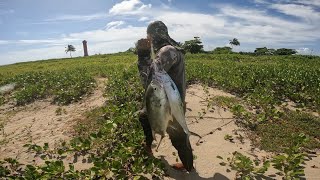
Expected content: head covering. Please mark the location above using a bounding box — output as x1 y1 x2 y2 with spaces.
147 21 184 53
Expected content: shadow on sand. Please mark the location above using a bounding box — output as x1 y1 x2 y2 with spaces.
160 156 229 180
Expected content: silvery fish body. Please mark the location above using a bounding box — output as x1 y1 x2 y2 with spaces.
145 71 171 138
145 67 193 171
145 68 194 171
146 70 189 138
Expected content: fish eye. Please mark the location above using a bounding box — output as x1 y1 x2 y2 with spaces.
154 88 157 90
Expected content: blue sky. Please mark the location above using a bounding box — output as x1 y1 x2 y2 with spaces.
0 0 319 65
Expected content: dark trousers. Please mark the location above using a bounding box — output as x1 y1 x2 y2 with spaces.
138 109 154 148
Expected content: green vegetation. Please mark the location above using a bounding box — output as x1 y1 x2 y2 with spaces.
254 47 297 55
224 134 234 142
65 44 76 58
229 38 240 49
217 152 270 179
0 60 164 179
272 133 309 180
182 37 204 53
0 53 133 105
187 54 320 112
257 111 320 151
0 95 4 106
254 47 274 55
212 46 233 54
218 134 308 179
0 52 319 178
186 53 320 151
12 69 95 105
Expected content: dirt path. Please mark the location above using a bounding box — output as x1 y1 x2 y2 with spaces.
0 78 107 167
152 84 320 180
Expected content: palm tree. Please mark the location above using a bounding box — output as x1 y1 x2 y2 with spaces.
229 38 240 49
65 45 76 58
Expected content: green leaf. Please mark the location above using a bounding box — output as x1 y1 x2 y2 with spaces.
97 131 103 138
133 176 141 180
90 133 97 140
40 155 47 160
57 149 64 155
23 144 31 148
43 143 49 151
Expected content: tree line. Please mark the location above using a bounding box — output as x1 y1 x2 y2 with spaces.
181 37 297 55
128 37 298 56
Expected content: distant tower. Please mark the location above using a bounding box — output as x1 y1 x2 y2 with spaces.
82 40 88 56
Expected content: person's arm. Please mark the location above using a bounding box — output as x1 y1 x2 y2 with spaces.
136 39 152 89
154 45 179 72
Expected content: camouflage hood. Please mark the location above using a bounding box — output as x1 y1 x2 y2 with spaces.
147 21 184 53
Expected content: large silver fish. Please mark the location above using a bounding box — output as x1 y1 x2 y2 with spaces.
145 68 193 171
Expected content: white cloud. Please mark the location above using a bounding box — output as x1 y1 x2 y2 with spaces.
254 0 320 7
148 5 319 48
109 0 151 15
0 40 139 65
296 47 313 55
295 0 320 7
45 13 107 22
1 25 144 47
18 39 57 44
219 5 308 29
215 5 320 44
0 26 146 65
254 0 268 4
1 2 320 65
154 12 225 42
67 26 145 43
17 38 81 46
0 40 9 45
270 3 320 22
105 21 125 29
138 16 149 21
1 46 81 65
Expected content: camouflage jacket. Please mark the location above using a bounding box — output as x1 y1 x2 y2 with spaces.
137 45 186 102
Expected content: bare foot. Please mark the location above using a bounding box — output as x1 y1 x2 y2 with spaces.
171 163 186 171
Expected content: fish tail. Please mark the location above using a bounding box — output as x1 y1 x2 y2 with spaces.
155 135 164 152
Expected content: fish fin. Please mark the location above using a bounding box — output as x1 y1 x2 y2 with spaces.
152 131 157 142
155 135 164 152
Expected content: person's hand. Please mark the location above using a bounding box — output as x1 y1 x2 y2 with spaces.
136 38 151 52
